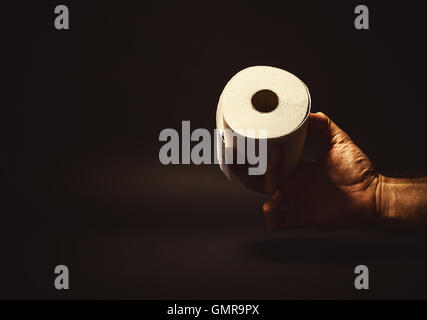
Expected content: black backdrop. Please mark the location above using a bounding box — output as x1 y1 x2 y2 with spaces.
2 1 427 299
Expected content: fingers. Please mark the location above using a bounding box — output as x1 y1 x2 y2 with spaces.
262 190 290 230
264 146 282 194
262 160 317 230
263 196 306 230
308 112 350 147
228 145 283 194
262 187 299 230
263 199 315 230
262 190 283 215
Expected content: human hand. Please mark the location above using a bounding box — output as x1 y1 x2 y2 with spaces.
262 112 380 229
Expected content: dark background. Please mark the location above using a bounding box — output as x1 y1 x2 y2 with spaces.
2 1 427 299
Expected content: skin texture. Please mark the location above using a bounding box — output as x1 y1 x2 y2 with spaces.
230 112 427 230
378 175 427 222
262 112 379 229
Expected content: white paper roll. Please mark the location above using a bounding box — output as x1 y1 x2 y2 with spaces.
216 66 311 183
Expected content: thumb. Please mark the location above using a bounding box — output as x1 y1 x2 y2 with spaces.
308 112 351 147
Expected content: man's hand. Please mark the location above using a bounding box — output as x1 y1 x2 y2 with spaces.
262 112 380 229
228 112 427 229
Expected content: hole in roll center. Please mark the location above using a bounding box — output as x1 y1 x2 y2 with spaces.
251 89 279 113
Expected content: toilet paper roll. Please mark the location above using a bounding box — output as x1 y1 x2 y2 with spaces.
216 66 311 184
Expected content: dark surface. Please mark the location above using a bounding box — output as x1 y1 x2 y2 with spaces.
2 1 427 299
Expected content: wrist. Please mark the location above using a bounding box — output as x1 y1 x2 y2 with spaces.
376 175 407 220
374 174 427 223
375 173 386 219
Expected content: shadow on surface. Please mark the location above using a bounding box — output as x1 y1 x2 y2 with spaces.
239 233 427 265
